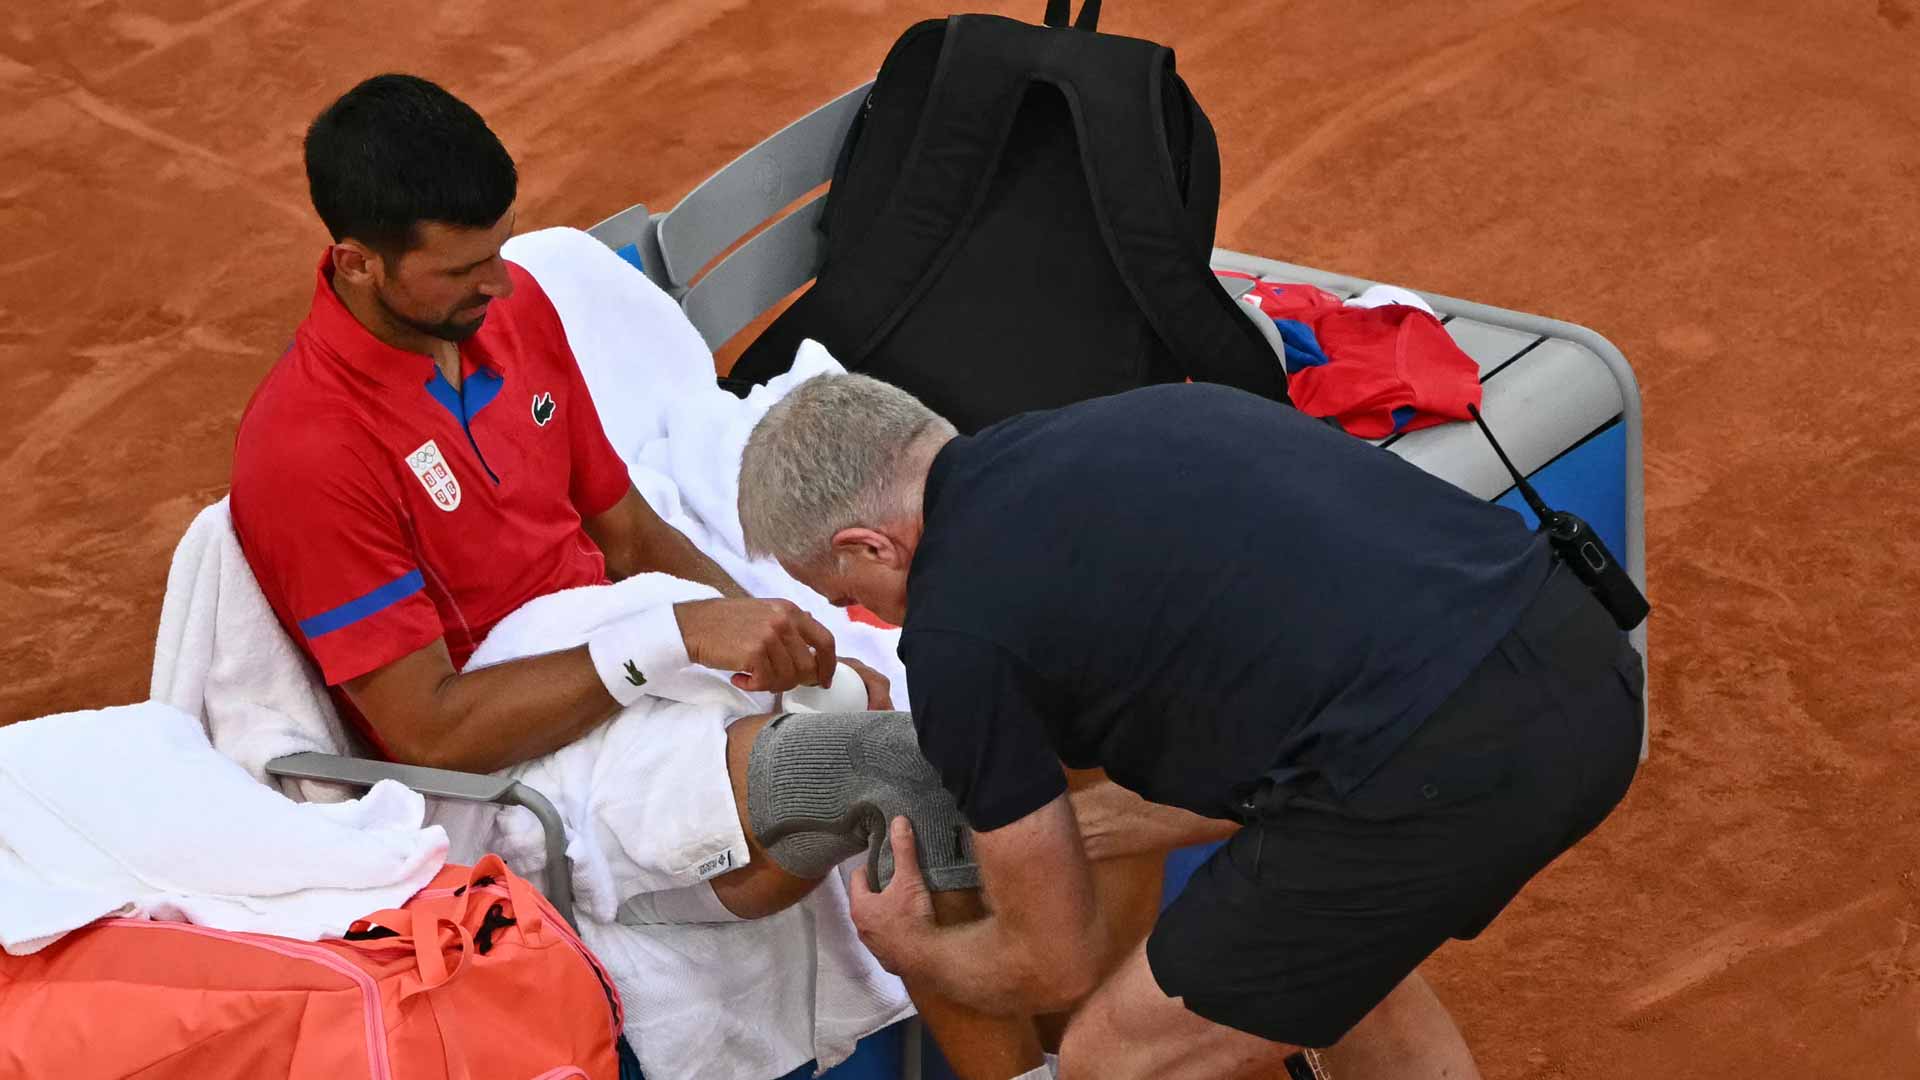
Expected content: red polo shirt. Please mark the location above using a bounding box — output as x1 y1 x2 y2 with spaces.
232 252 632 750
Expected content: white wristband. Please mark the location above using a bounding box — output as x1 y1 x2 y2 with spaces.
587 604 691 707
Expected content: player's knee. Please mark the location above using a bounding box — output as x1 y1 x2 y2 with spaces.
745 710 978 890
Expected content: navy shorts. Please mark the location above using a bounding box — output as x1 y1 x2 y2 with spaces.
1145 568 1644 1048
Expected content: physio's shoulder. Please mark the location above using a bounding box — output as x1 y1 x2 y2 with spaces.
901 531 1020 642
896 624 1036 694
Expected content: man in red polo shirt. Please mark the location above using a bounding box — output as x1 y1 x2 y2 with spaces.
232 75 1060 1076
231 73 876 916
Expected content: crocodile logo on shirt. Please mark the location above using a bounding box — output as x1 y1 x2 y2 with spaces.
624 660 646 687
531 391 557 427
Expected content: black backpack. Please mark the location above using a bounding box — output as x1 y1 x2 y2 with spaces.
727 0 1287 433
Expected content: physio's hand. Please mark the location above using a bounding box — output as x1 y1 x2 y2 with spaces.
850 817 937 976
840 657 895 710
1069 778 1239 861
673 597 837 692
1067 778 1144 861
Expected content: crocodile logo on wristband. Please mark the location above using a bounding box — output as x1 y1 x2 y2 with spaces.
624 660 646 687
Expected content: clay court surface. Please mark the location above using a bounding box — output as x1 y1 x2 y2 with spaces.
2 0 1916 1075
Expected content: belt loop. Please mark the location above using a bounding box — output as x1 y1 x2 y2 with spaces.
1231 765 1312 824
1230 782 1270 823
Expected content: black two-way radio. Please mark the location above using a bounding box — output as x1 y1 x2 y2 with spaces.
1467 405 1650 632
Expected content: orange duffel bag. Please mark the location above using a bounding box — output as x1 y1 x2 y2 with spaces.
0 855 625 1080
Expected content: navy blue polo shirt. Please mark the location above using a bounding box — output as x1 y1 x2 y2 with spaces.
899 383 1552 831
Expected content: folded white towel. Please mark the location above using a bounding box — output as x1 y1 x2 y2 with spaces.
0 702 446 955
150 498 358 800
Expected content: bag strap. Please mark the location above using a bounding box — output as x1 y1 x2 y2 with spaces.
750 17 1049 371
474 854 549 947
344 906 477 1001
338 857 544 1001
1043 0 1100 29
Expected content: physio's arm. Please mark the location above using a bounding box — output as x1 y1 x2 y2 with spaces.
1069 776 1240 860
584 487 747 598
903 889 1049 1078
344 598 838 773
853 796 1107 1016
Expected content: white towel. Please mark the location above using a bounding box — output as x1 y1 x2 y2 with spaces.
0 703 446 955
579 864 914 1080
463 574 913 1079
150 497 360 801
496 228 926 1076
503 227 911 708
461 572 762 913
1344 283 1438 316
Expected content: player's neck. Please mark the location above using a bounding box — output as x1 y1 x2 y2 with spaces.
332 276 462 378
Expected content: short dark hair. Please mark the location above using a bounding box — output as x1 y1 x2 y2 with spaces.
304 74 517 254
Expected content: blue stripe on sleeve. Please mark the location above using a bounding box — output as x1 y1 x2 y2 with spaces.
298 569 425 638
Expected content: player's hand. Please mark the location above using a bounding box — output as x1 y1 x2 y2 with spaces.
673 598 837 692
839 657 895 710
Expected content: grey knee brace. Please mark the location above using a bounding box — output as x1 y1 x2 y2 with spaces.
746 711 979 892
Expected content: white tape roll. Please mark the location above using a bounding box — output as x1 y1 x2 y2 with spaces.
781 663 871 714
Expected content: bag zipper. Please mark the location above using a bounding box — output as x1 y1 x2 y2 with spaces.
106 919 392 1080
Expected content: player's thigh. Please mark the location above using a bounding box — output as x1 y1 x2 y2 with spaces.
711 714 817 918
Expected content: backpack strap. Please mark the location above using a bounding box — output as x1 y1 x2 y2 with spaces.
1059 41 1285 401
1043 0 1100 29
741 16 1040 374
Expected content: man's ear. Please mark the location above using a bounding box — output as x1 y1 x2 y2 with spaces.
830 526 906 569
331 240 384 287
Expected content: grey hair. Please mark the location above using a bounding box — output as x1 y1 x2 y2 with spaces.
738 373 956 568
